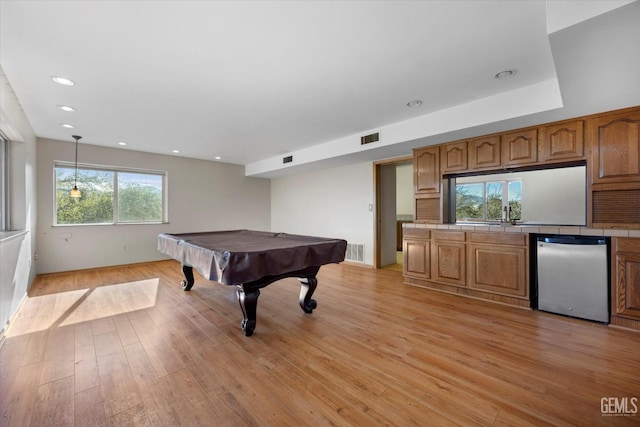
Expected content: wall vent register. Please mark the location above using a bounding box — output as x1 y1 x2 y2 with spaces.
345 243 364 263
361 133 379 145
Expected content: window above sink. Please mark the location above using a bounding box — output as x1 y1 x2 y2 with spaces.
446 164 586 226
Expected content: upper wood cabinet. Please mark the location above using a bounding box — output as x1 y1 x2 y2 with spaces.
441 141 468 174
588 107 640 229
589 108 640 185
540 120 585 162
469 136 501 170
410 105 640 229
414 146 440 194
502 129 538 166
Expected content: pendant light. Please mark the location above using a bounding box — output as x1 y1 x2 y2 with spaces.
70 135 82 198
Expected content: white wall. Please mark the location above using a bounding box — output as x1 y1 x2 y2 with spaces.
271 161 375 265
0 68 38 334
521 167 585 225
380 164 397 266
36 139 271 273
396 163 413 217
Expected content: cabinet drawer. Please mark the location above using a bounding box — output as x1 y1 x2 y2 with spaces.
614 237 640 253
403 228 430 239
469 232 526 246
432 230 466 242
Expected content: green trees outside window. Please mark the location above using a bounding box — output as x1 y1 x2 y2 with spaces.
456 179 522 222
55 166 165 225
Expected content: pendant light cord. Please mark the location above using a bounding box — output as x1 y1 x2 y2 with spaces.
72 135 82 188
74 136 78 186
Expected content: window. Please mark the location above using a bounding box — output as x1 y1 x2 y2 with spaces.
55 164 166 225
456 179 522 222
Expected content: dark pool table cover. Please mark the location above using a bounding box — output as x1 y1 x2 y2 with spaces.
158 229 347 285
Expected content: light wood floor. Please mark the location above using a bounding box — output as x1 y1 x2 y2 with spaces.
1 260 639 426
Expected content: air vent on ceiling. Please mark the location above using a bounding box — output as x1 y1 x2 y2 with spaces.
361 132 379 145
283 155 293 164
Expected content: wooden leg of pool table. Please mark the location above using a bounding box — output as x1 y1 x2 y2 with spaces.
299 277 318 313
237 287 260 336
181 265 195 291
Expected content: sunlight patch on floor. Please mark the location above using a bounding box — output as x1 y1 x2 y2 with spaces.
5 278 159 337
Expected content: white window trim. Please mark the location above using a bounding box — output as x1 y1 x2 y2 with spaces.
0 134 8 231
456 178 521 222
53 162 168 226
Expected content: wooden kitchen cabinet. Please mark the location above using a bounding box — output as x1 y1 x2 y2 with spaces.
588 107 640 229
610 237 640 331
469 135 501 170
540 119 585 163
430 231 466 287
468 232 528 299
403 229 430 280
502 128 538 166
589 107 640 185
413 146 440 194
403 229 531 308
414 146 441 223
414 195 441 223
441 141 468 174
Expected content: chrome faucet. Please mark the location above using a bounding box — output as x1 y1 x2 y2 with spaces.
500 206 518 225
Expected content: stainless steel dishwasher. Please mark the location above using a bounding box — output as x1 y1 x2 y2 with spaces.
536 235 609 323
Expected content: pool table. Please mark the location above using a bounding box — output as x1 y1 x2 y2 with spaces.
158 230 347 336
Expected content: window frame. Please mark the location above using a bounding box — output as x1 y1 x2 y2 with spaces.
53 161 168 226
0 134 8 231
455 177 522 223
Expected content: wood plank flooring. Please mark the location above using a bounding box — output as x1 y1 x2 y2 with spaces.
1 260 639 426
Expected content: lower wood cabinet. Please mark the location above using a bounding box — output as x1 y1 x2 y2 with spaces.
403 229 530 308
403 239 430 280
431 231 466 287
611 237 640 331
468 232 528 299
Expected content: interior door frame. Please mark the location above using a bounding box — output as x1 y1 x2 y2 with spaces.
373 155 413 269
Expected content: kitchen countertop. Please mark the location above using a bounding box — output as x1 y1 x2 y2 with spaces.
402 223 640 238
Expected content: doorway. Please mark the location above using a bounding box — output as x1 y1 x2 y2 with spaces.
374 156 413 270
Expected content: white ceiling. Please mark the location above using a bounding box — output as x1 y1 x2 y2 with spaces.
0 1 637 177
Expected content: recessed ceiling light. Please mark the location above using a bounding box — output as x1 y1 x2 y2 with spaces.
495 69 518 79
60 123 75 129
118 141 127 146
172 150 180 153
406 99 423 107
51 76 75 86
57 105 76 112
214 156 221 160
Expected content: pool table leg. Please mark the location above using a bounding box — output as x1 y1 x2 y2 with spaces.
181 265 195 291
299 277 318 313
237 287 260 336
